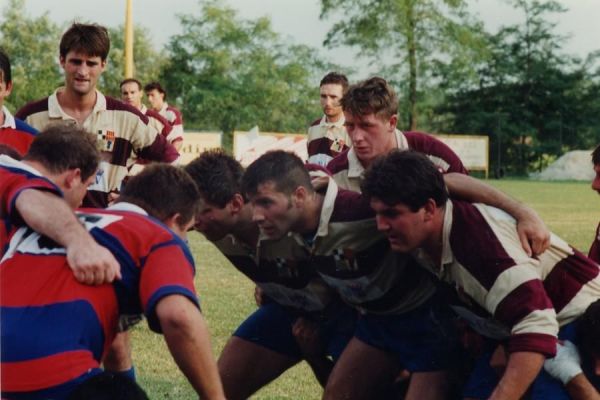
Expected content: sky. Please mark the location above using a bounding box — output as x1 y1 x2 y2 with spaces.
19 0 600 77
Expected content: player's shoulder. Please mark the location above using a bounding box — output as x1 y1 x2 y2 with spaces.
104 96 150 124
14 118 39 136
15 97 50 120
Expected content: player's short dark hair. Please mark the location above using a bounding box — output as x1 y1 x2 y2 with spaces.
60 23 110 61
578 299 600 361
341 76 398 121
592 144 600 166
0 144 21 160
120 78 142 91
320 72 349 92
361 150 448 211
118 164 199 228
67 371 149 400
144 81 166 99
241 150 313 198
184 149 244 208
0 47 11 84
24 124 100 181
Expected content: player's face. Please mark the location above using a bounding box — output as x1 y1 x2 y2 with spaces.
344 112 397 167
370 198 429 253
249 181 299 240
60 51 106 97
320 83 344 122
120 82 143 109
194 197 234 242
146 89 164 110
592 164 600 194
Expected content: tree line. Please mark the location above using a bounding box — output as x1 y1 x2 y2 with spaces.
2 0 599 175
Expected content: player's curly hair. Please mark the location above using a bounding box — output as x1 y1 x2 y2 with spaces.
361 150 448 211
341 77 398 121
185 149 244 208
118 164 199 229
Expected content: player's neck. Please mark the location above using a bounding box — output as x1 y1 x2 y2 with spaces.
0 105 5 126
57 88 97 124
422 207 446 268
296 192 324 235
326 113 342 123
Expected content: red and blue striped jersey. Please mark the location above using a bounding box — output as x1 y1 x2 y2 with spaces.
0 155 61 255
1 204 199 394
0 107 38 156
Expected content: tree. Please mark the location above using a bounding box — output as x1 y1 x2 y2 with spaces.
100 25 167 97
0 0 62 111
437 0 600 175
160 0 335 150
320 0 487 130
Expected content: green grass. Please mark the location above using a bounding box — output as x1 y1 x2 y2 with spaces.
131 179 600 399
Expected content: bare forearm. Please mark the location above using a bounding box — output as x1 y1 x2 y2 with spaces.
15 190 120 284
566 374 600 400
157 296 225 400
16 190 88 246
490 352 545 400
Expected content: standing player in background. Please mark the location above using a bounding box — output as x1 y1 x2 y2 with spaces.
327 76 550 257
307 72 350 166
16 23 179 209
119 78 174 143
0 48 38 157
1 164 225 400
0 125 119 284
144 81 184 151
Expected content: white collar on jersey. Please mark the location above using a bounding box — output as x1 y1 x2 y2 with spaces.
1 105 16 129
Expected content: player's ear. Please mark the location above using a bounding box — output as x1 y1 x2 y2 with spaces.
63 168 82 189
423 198 437 221
292 186 307 207
228 193 245 215
164 213 180 231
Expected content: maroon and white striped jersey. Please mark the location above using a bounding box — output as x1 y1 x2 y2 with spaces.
327 129 467 192
413 199 600 357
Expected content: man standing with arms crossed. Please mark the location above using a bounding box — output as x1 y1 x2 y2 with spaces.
307 72 350 166
17 23 179 209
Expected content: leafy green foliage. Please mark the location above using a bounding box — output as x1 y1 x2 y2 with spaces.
320 0 488 130
437 0 600 175
160 0 332 150
100 25 167 97
0 0 62 111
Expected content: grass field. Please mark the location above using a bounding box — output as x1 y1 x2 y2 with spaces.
131 179 600 399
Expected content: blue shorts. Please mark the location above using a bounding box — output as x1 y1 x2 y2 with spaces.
233 301 356 361
354 295 461 372
463 322 580 399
